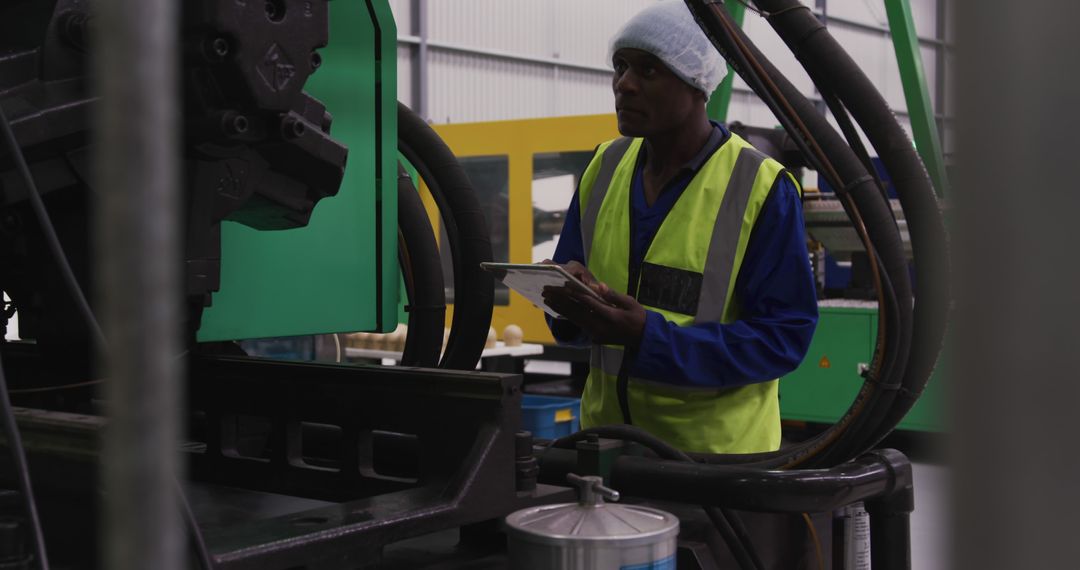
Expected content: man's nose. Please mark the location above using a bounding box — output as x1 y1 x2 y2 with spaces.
613 71 639 95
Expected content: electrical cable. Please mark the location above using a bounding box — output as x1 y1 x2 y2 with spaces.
0 357 49 570
801 513 825 570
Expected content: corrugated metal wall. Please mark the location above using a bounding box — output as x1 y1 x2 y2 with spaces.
390 0 952 152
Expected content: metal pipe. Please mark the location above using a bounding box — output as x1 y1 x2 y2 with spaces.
539 447 912 513
866 487 914 570
94 0 182 568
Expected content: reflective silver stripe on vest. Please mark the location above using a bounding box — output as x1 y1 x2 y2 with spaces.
592 344 626 377
581 137 633 264
694 147 768 324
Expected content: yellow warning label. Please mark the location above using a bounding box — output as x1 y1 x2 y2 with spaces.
555 409 575 423
819 356 832 369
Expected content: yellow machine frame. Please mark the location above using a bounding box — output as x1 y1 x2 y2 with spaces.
428 114 620 344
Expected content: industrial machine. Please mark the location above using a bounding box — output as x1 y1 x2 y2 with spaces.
0 1 946 569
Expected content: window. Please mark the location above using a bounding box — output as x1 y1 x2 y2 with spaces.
532 152 594 262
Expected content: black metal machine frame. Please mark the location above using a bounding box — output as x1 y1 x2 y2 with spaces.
8 354 577 569
6 350 914 569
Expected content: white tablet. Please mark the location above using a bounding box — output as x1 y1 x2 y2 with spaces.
481 262 605 317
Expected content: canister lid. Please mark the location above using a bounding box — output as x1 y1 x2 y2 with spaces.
504 475 679 547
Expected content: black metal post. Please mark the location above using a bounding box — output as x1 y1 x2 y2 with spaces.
865 485 914 570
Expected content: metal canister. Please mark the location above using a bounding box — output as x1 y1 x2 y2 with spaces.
505 474 679 569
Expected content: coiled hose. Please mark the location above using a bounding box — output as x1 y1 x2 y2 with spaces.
752 0 949 448
684 0 915 469
397 102 494 370
397 163 445 368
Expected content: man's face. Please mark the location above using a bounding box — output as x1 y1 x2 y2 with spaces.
612 48 704 137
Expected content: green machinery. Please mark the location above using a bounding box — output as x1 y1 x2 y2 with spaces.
781 304 944 432
198 0 400 341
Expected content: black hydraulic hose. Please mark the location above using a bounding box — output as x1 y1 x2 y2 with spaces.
725 22 911 470
685 0 913 468
552 426 764 570
396 164 445 368
818 85 897 226
754 0 949 446
539 446 912 514
397 102 494 370
715 25 908 467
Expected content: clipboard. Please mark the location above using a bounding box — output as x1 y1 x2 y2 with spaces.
480 262 605 317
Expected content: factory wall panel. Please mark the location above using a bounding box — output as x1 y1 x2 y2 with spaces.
739 12 815 94
397 44 414 110
552 67 616 118
394 0 950 156
824 0 938 36
388 0 412 32
426 0 656 63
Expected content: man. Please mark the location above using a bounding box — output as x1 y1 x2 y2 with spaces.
542 1 818 454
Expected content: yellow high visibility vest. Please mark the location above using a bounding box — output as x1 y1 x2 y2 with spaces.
577 133 798 453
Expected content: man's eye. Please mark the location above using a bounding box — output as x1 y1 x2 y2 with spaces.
642 66 657 77
614 61 627 73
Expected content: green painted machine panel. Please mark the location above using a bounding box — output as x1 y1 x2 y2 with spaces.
780 309 874 424
198 1 397 341
780 306 944 432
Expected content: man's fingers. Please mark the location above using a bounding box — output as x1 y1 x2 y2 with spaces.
544 289 592 321
573 290 619 316
600 287 635 308
563 261 598 286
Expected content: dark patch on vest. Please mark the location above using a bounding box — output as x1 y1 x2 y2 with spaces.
637 262 702 315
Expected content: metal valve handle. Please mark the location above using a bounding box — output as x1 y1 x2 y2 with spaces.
566 473 620 506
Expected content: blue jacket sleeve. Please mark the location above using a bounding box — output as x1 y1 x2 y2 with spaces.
545 188 591 346
630 176 819 388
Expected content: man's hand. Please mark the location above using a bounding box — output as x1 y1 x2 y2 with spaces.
541 261 647 348
540 259 601 293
